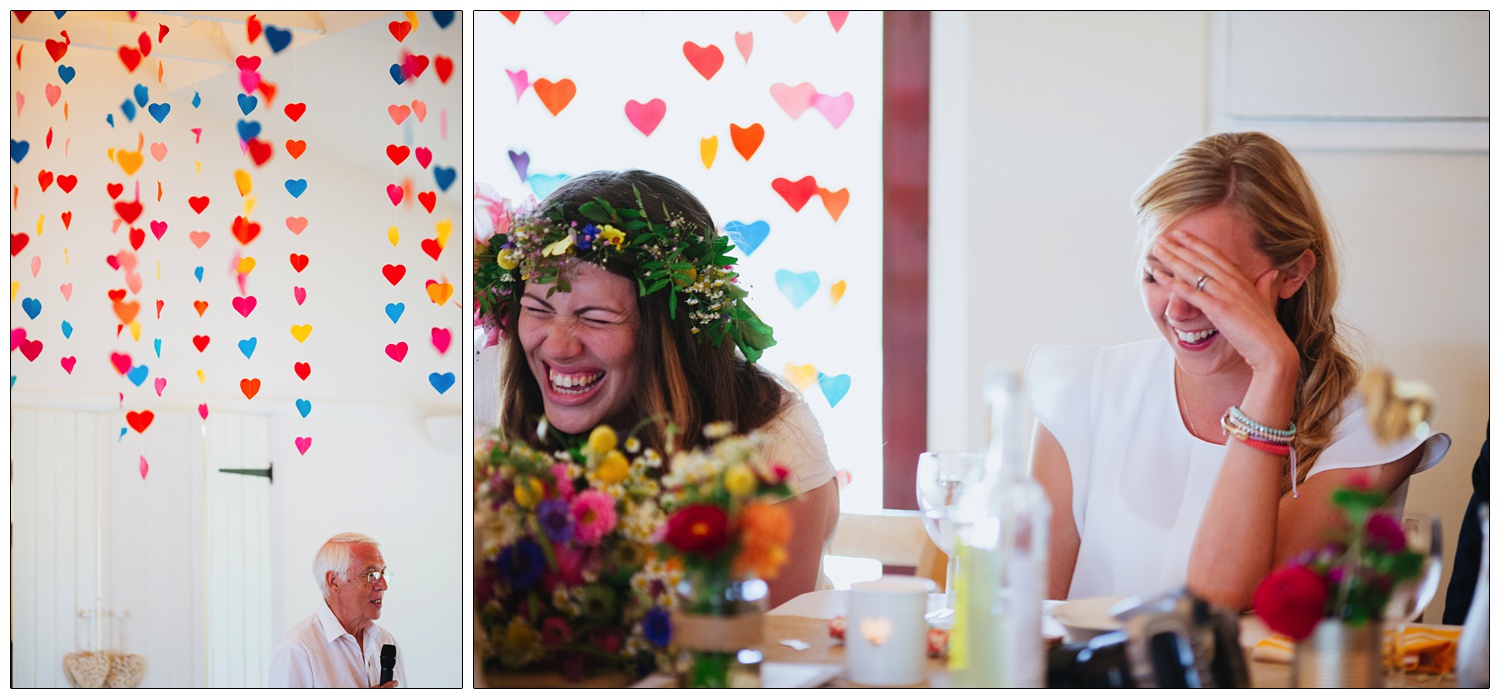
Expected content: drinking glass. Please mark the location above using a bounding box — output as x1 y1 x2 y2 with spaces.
915 451 985 628
1384 512 1443 685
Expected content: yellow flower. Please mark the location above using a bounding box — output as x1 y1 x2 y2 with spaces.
599 224 626 248
596 450 629 484
496 248 519 270
724 465 756 497
513 476 544 508
541 233 575 257
587 425 618 454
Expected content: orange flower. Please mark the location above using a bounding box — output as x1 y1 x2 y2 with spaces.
733 502 792 579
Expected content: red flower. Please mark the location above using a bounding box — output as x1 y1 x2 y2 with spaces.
1253 565 1329 640
664 504 729 554
1365 512 1406 552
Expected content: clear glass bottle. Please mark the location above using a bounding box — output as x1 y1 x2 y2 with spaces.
949 367 1050 687
1457 504 1488 689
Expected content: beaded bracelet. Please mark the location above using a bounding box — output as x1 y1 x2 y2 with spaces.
1221 409 1301 499
1226 406 1296 440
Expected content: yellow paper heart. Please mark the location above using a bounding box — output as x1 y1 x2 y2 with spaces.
388 226 400 247
700 135 718 169
64 247 68 264
783 363 819 391
830 280 847 305
196 369 206 384
196 161 202 174
244 196 256 214
156 259 161 279
36 214 43 236
117 149 144 176
435 219 452 248
107 147 115 161
290 324 313 343
236 257 256 274
405 10 418 27
426 280 454 306
234 169 252 197
10 281 18 302
128 320 142 341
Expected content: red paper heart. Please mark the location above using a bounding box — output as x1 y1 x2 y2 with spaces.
19 338 42 362
15 12 31 23
382 264 406 286
386 144 410 165
56 174 77 193
402 52 429 79
239 378 261 400
246 15 261 44
137 31 152 58
61 211 72 228
60 356 76 373
193 300 208 316
246 137 273 166
284 102 306 121
385 342 409 362
188 195 209 213
500 11 520 24
192 335 210 352
231 216 261 245
128 227 145 250
108 289 126 302
158 23 169 43
285 139 306 159
683 41 725 80
293 362 311 381
155 299 164 318
11 232 28 256
771 176 819 212
235 55 261 72
107 182 124 199
110 351 132 374
414 147 432 169
45 38 67 62
421 237 442 260
114 199 143 223
289 253 309 272
118 45 142 72
435 55 454 84
389 20 412 42
418 191 436 213
126 410 155 433
38 170 53 191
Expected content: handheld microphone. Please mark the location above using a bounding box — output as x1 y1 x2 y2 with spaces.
380 644 397 685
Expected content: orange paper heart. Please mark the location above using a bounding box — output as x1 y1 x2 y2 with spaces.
239 377 261 399
533 78 577 116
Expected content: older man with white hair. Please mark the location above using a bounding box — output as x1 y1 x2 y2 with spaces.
269 532 406 688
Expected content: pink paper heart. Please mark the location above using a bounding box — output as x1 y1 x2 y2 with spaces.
286 216 307 234
59 283 72 300
232 295 257 317
198 403 208 420
15 91 23 114
828 11 849 32
150 220 167 239
414 147 432 169
45 83 60 106
191 127 202 143
189 230 210 248
60 356 76 374
770 82 816 120
624 98 667 137
139 456 148 480
118 251 138 272
386 184 403 205
293 286 306 305
110 351 132 374
385 342 409 362
11 328 26 351
431 327 452 354
150 142 167 161
154 377 166 396
811 91 854 129
412 99 427 122
125 271 143 295
544 11 570 24
735 31 753 62
31 255 41 277
295 436 312 455
506 69 529 101
238 69 260 93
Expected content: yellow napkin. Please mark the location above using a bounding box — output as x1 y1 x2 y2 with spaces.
1252 624 1460 675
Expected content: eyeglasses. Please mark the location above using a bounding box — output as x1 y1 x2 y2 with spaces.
356 570 390 585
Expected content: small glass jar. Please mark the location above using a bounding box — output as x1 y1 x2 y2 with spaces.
670 569 767 688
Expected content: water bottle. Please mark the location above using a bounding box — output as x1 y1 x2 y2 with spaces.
1457 504 1488 688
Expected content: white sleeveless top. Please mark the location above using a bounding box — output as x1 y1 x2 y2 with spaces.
1027 339 1450 601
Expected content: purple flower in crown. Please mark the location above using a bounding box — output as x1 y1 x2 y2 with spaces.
576 223 601 251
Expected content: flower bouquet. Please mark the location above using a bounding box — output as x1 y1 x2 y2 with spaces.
474 424 678 683
656 423 795 688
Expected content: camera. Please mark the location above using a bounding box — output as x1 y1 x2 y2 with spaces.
1047 589 1250 688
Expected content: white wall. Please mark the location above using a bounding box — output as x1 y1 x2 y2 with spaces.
930 11 1488 622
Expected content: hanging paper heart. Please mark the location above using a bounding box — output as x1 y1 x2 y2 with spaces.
153 377 166 396
426 279 453 305
290 324 312 343
418 191 436 213
150 220 167 239
126 364 148 386
60 283 72 300
382 264 406 285
54 174 77 193
289 253 309 272
286 216 308 234
11 328 26 351
506 69 529 102
118 45 142 72
385 342 408 362
22 297 42 319
387 227 400 246
45 83 61 106
784 11 809 22
500 11 520 23
830 280 847 305
818 372 852 408
234 170 253 196
107 182 124 199
46 36 68 62
137 31 152 57
30 255 40 277
231 216 261 245
193 266 204 282
284 102 306 121
818 187 851 221
38 169 54 191
192 92 201 108
434 55 454 84
138 456 149 480
412 99 428 122
127 228 145 251
700 136 717 169
294 436 311 455
19 338 42 362
433 166 456 192
246 14 262 43
12 139 30 163
293 362 311 380
431 327 452 354
429 372 455 394
239 377 261 399
113 300 140 324
774 269 820 308
771 176 819 211
264 25 292 53
61 320 73 338
295 398 312 418
147 102 170 123
237 337 257 358
388 104 411 124
133 85 150 107
192 335 210 352
386 184 403 206
108 288 127 301
783 363 819 391
730 122 765 160
420 238 442 261
385 302 405 324
159 23 169 42
116 149 143 175
389 20 412 42
61 211 72 228
509 150 530 182
236 119 261 142
527 173 570 199
770 82 817 120
60 356 76 373
293 286 306 305
232 295 257 317
414 147 432 169
533 78 576 116
544 11 570 24
238 69 260 93
237 93 257 115
11 232 28 256
110 352 132 374
388 63 406 86
624 98 667 136
284 179 307 198
682 42 724 80
735 32 753 62
188 195 209 213
811 92 855 129
193 300 207 316
386 144 410 165
829 11 850 32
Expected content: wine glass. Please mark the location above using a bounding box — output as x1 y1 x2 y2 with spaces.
916 451 985 628
1384 512 1443 684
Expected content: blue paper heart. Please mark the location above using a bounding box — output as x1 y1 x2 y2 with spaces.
429 372 456 395
284 179 307 198
389 63 406 85
385 302 405 324
126 364 149 387
725 220 771 256
774 269 820 309
147 102 171 123
21 297 41 319
509 150 531 182
60 320 72 338
192 91 201 108
133 84 148 107
817 372 852 408
433 166 456 192
118 426 126 441
238 337 258 358
194 266 204 282
264 25 292 53
120 100 136 122
57 64 75 84
526 173 570 199
10 376 14 388
10 139 28 163
106 114 114 127
295 398 312 418
153 338 161 358
54 11 65 19
236 119 261 142
237 93 258 115
431 10 455 28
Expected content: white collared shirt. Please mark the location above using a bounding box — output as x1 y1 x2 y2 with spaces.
268 600 407 688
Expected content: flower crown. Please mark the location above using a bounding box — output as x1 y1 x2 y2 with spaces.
474 183 776 362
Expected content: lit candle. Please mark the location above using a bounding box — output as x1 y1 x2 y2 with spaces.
846 575 937 686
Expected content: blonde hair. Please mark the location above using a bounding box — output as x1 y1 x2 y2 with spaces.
1133 132 1359 494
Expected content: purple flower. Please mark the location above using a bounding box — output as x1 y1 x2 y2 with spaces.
1365 513 1407 552
644 606 672 647
538 498 573 543
496 538 546 593
577 224 600 251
